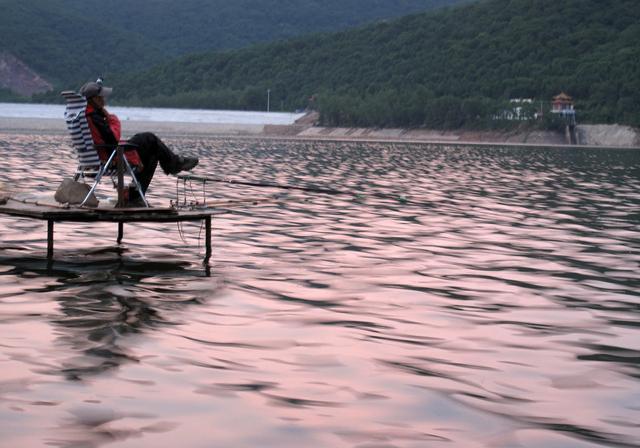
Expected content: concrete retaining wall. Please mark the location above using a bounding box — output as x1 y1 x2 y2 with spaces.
576 125 640 147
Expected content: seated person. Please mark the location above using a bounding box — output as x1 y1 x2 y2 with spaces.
80 81 199 205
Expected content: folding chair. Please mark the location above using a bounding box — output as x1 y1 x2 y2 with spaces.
61 91 149 207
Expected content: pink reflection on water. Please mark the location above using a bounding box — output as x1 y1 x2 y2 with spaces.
0 134 639 447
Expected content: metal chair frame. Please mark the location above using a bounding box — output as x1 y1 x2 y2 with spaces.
61 91 149 207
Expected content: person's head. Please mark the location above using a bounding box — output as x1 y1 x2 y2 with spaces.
79 81 113 108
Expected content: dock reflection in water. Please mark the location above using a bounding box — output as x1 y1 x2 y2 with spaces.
0 133 639 447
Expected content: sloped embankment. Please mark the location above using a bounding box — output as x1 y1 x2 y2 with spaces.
577 125 640 147
0 52 52 96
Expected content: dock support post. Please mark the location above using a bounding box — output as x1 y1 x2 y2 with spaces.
117 222 124 244
116 146 125 208
204 216 212 264
47 220 54 260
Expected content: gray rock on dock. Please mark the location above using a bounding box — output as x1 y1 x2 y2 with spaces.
54 178 99 207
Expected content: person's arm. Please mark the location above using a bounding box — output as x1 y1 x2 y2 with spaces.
107 113 121 142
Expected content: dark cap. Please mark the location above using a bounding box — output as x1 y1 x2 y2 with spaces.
79 82 113 99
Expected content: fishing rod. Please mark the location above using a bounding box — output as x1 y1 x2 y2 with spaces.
179 174 347 196
177 174 429 207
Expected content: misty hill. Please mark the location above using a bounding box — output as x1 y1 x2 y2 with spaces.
110 0 640 128
0 0 465 91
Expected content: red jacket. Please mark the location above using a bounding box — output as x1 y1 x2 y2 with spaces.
85 105 142 167
86 104 122 144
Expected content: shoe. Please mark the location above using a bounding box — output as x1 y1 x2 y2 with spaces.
175 156 199 173
126 189 149 208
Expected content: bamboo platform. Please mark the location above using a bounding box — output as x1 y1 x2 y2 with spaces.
0 195 270 263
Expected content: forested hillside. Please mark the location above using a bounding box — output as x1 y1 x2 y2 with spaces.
0 1 162 87
67 0 467 55
0 0 465 88
109 0 640 128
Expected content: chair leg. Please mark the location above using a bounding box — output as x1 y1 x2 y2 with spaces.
123 158 150 207
80 167 106 207
80 151 118 207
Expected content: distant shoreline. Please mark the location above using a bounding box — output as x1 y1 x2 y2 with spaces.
1 116 638 150
0 117 266 138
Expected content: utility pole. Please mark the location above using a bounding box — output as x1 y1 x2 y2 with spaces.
267 89 271 112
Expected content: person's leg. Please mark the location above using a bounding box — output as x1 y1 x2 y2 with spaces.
128 132 183 177
126 132 198 204
127 132 161 193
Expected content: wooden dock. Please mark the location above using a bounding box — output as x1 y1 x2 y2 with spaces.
0 196 270 263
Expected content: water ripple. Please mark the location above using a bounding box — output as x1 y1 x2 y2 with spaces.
1 134 639 447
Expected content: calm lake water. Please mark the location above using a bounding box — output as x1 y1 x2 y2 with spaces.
0 102 304 125
1 133 639 448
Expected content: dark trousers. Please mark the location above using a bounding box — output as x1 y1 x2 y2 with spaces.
127 132 181 193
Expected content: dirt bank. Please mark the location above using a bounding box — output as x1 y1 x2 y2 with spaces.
286 112 639 147
0 52 52 96
294 126 569 146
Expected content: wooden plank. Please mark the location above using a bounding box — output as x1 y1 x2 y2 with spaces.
0 203 222 223
0 195 275 224
0 199 176 218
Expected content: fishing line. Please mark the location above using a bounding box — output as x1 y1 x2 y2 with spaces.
188 179 203 207
173 177 208 251
174 177 189 245
190 179 206 250
202 179 208 207
178 174 428 208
